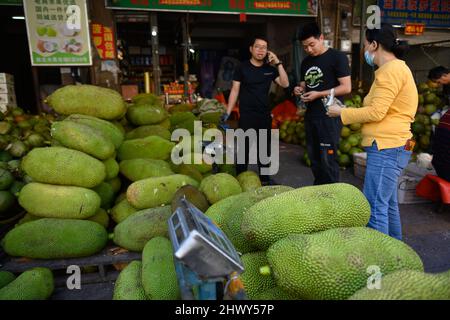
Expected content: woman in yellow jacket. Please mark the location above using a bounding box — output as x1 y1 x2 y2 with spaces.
327 24 418 240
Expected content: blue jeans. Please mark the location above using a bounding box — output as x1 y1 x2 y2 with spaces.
364 142 412 240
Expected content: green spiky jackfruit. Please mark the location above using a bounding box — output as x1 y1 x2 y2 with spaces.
266 227 424 300
221 186 294 254
47 85 126 120
110 199 138 224
142 237 180 300
127 174 199 210
0 271 15 290
113 261 148 300
125 125 171 141
2 219 108 259
87 208 109 229
127 104 169 126
51 121 115 160
22 147 106 188
66 114 124 149
19 183 101 219
119 159 173 182
92 182 115 210
242 183 371 250
240 252 277 300
0 268 54 300
349 270 450 300
106 177 122 194
237 171 262 192
118 136 175 161
199 173 242 204
113 206 172 251
103 158 120 180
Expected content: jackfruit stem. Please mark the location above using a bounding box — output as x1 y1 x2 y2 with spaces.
108 233 114 240
259 265 272 276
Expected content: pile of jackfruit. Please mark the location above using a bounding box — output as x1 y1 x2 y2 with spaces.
0 85 448 301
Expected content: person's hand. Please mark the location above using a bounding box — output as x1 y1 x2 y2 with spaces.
301 91 323 102
267 51 280 65
293 86 305 97
326 105 343 118
220 112 230 123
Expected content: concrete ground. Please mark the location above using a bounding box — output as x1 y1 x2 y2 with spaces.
273 142 450 273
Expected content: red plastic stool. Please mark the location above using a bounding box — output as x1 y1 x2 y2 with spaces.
416 174 450 204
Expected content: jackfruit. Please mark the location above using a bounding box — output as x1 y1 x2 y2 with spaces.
125 125 171 141
22 147 106 188
0 268 54 300
171 185 209 213
142 237 180 300
87 208 109 229
19 183 101 219
67 114 124 149
266 227 424 300
169 112 196 127
47 85 126 120
242 183 371 250
0 271 15 289
199 173 242 204
177 164 203 183
158 118 171 130
103 158 120 180
349 270 450 300
127 174 199 210
106 177 122 194
132 93 162 106
113 206 172 251
2 219 108 259
221 186 294 254
219 164 237 176
127 104 169 126
253 286 298 300
118 136 175 161
240 252 277 300
237 171 262 192
110 199 138 224
93 182 115 210
51 121 115 160
113 261 148 300
119 159 173 182
17 213 42 226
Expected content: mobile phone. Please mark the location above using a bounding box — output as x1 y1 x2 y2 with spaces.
263 53 270 64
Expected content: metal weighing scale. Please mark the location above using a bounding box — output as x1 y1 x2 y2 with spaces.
168 198 246 300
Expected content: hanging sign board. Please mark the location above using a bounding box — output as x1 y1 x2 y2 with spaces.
106 0 318 16
23 0 92 66
379 0 450 28
92 23 117 60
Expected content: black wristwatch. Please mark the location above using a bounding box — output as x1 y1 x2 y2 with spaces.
275 62 283 67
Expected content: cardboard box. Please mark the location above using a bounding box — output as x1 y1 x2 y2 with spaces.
398 175 430 204
353 152 367 180
0 83 15 95
0 73 14 84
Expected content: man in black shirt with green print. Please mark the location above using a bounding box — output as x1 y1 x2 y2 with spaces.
294 23 352 185
225 36 289 185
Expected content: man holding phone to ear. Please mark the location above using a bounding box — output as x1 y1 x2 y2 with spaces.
225 36 289 185
294 22 351 185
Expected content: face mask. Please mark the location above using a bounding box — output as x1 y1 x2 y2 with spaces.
364 50 375 67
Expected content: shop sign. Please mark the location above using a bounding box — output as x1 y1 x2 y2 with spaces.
92 23 116 60
0 0 22 5
106 0 318 16
24 0 92 66
379 0 450 28
404 22 425 35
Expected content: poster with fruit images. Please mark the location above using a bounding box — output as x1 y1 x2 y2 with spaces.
23 0 92 66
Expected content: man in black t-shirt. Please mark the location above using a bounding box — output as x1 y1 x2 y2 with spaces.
225 37 289 184
428 66 450 105
294 23 351 185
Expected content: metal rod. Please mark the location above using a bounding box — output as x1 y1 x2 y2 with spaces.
150 12 161 95
182 15 189 98
359 0 366 86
